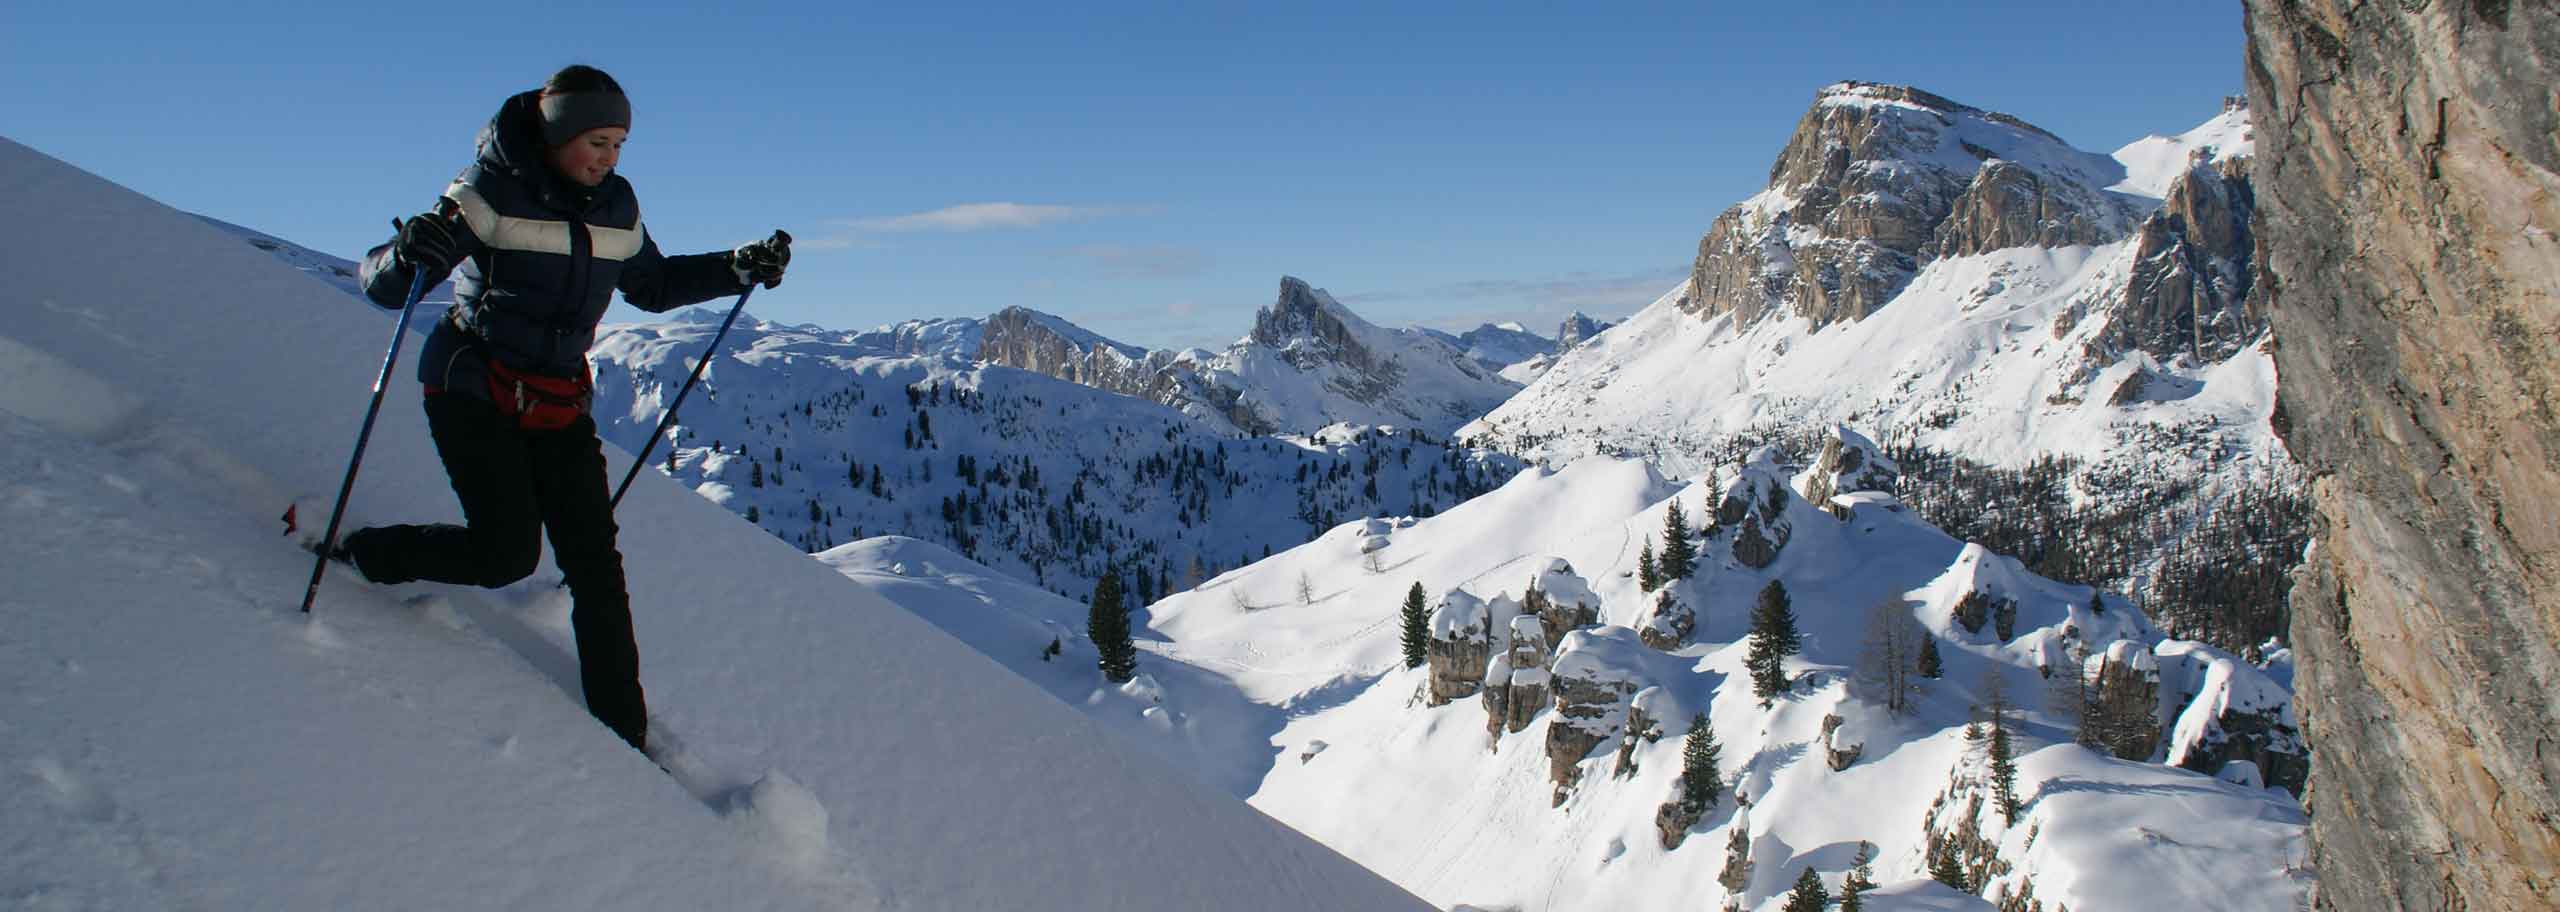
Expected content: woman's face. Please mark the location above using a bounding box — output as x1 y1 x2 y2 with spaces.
547 126 626 187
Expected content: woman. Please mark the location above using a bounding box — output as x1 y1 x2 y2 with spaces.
341 64 789 754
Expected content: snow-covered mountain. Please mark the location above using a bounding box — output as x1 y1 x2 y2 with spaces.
586 314 1517 599
1466 86 2264 475
1459 88 2286 655
0 137 1430 910
812 427 2315 910
1423 321 1554 375
977 277 1523 436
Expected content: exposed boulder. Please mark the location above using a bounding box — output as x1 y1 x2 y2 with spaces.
2245 2 2560 905
1822 712 1864 771
1637 588 1695 651
1546 627 1649 806
1425 590 1492 706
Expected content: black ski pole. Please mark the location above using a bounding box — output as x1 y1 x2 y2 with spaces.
300 254 435 614
611 275 763 510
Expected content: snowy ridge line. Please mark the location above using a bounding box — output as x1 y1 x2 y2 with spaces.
0 135 1430 910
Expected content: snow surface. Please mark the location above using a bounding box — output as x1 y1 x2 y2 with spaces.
0 136 1427 910
1129 449 2310 910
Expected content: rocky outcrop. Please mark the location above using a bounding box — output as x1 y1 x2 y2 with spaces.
2107 154 2262 361
1796 425 1898 512
1681 82 2136 331
1821 712 1863 771
1546 628 1648 806
2156 641 2310 797
1637 589 1694 650
1555 312 1612 349
1711 448 1796 570
2245 1 2560 908
1932 158 2130 257
1524 560 1601 653
1482 615 1550 739
1425 591 1493 706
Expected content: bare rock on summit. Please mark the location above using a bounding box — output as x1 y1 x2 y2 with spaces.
2245 0 2560 907
1681 82 2138 331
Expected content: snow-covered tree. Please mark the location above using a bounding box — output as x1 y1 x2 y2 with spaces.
1638 538 1660 592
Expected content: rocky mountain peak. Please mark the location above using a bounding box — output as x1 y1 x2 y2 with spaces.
1684 82 2140 330
1556 312 1611 349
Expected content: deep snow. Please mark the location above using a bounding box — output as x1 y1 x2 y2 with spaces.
0 136 1427 911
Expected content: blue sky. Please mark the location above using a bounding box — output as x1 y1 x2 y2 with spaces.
5 2 2246 350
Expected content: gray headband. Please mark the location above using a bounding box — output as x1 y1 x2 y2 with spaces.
538 91 632 147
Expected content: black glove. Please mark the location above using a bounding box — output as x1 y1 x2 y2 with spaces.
392 202 470 275
731 229 791 289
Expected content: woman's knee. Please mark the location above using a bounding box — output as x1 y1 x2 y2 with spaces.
473 533 543 588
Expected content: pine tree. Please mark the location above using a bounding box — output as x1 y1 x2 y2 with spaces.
1783 866 1830 912
1090 570 1137 683
1930 844 1970 891
1399 582 1430 670
1747 580 1802 703
1638 538 1660 592
1918 634 1944 679
1985 670 2020 825
1679 712 1723 813
1839 841 1876 912
1660 500 1696 581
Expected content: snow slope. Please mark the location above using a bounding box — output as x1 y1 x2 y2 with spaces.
1131 450 2312 911
0 136 1427 910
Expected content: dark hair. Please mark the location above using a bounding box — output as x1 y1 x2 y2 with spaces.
543 64 623 97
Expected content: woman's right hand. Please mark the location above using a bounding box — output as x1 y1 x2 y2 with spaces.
393 203 470 274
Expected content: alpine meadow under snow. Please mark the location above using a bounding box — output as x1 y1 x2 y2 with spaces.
2 78 2324 911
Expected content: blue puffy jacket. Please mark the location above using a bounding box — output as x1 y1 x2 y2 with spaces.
360 90 744 402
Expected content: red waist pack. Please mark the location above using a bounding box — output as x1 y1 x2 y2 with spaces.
485 359 593 431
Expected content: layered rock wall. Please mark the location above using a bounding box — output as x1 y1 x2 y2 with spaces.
2245 1 2560 907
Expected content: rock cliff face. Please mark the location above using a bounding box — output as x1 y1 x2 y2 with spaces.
976 278 1516 436
1681 82 2138 330
2244 1 2560 908
2109 152 2262 361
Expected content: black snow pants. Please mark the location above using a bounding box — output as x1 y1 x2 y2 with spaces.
343 392 648 752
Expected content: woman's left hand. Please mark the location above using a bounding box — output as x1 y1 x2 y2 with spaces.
731 230 791 289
